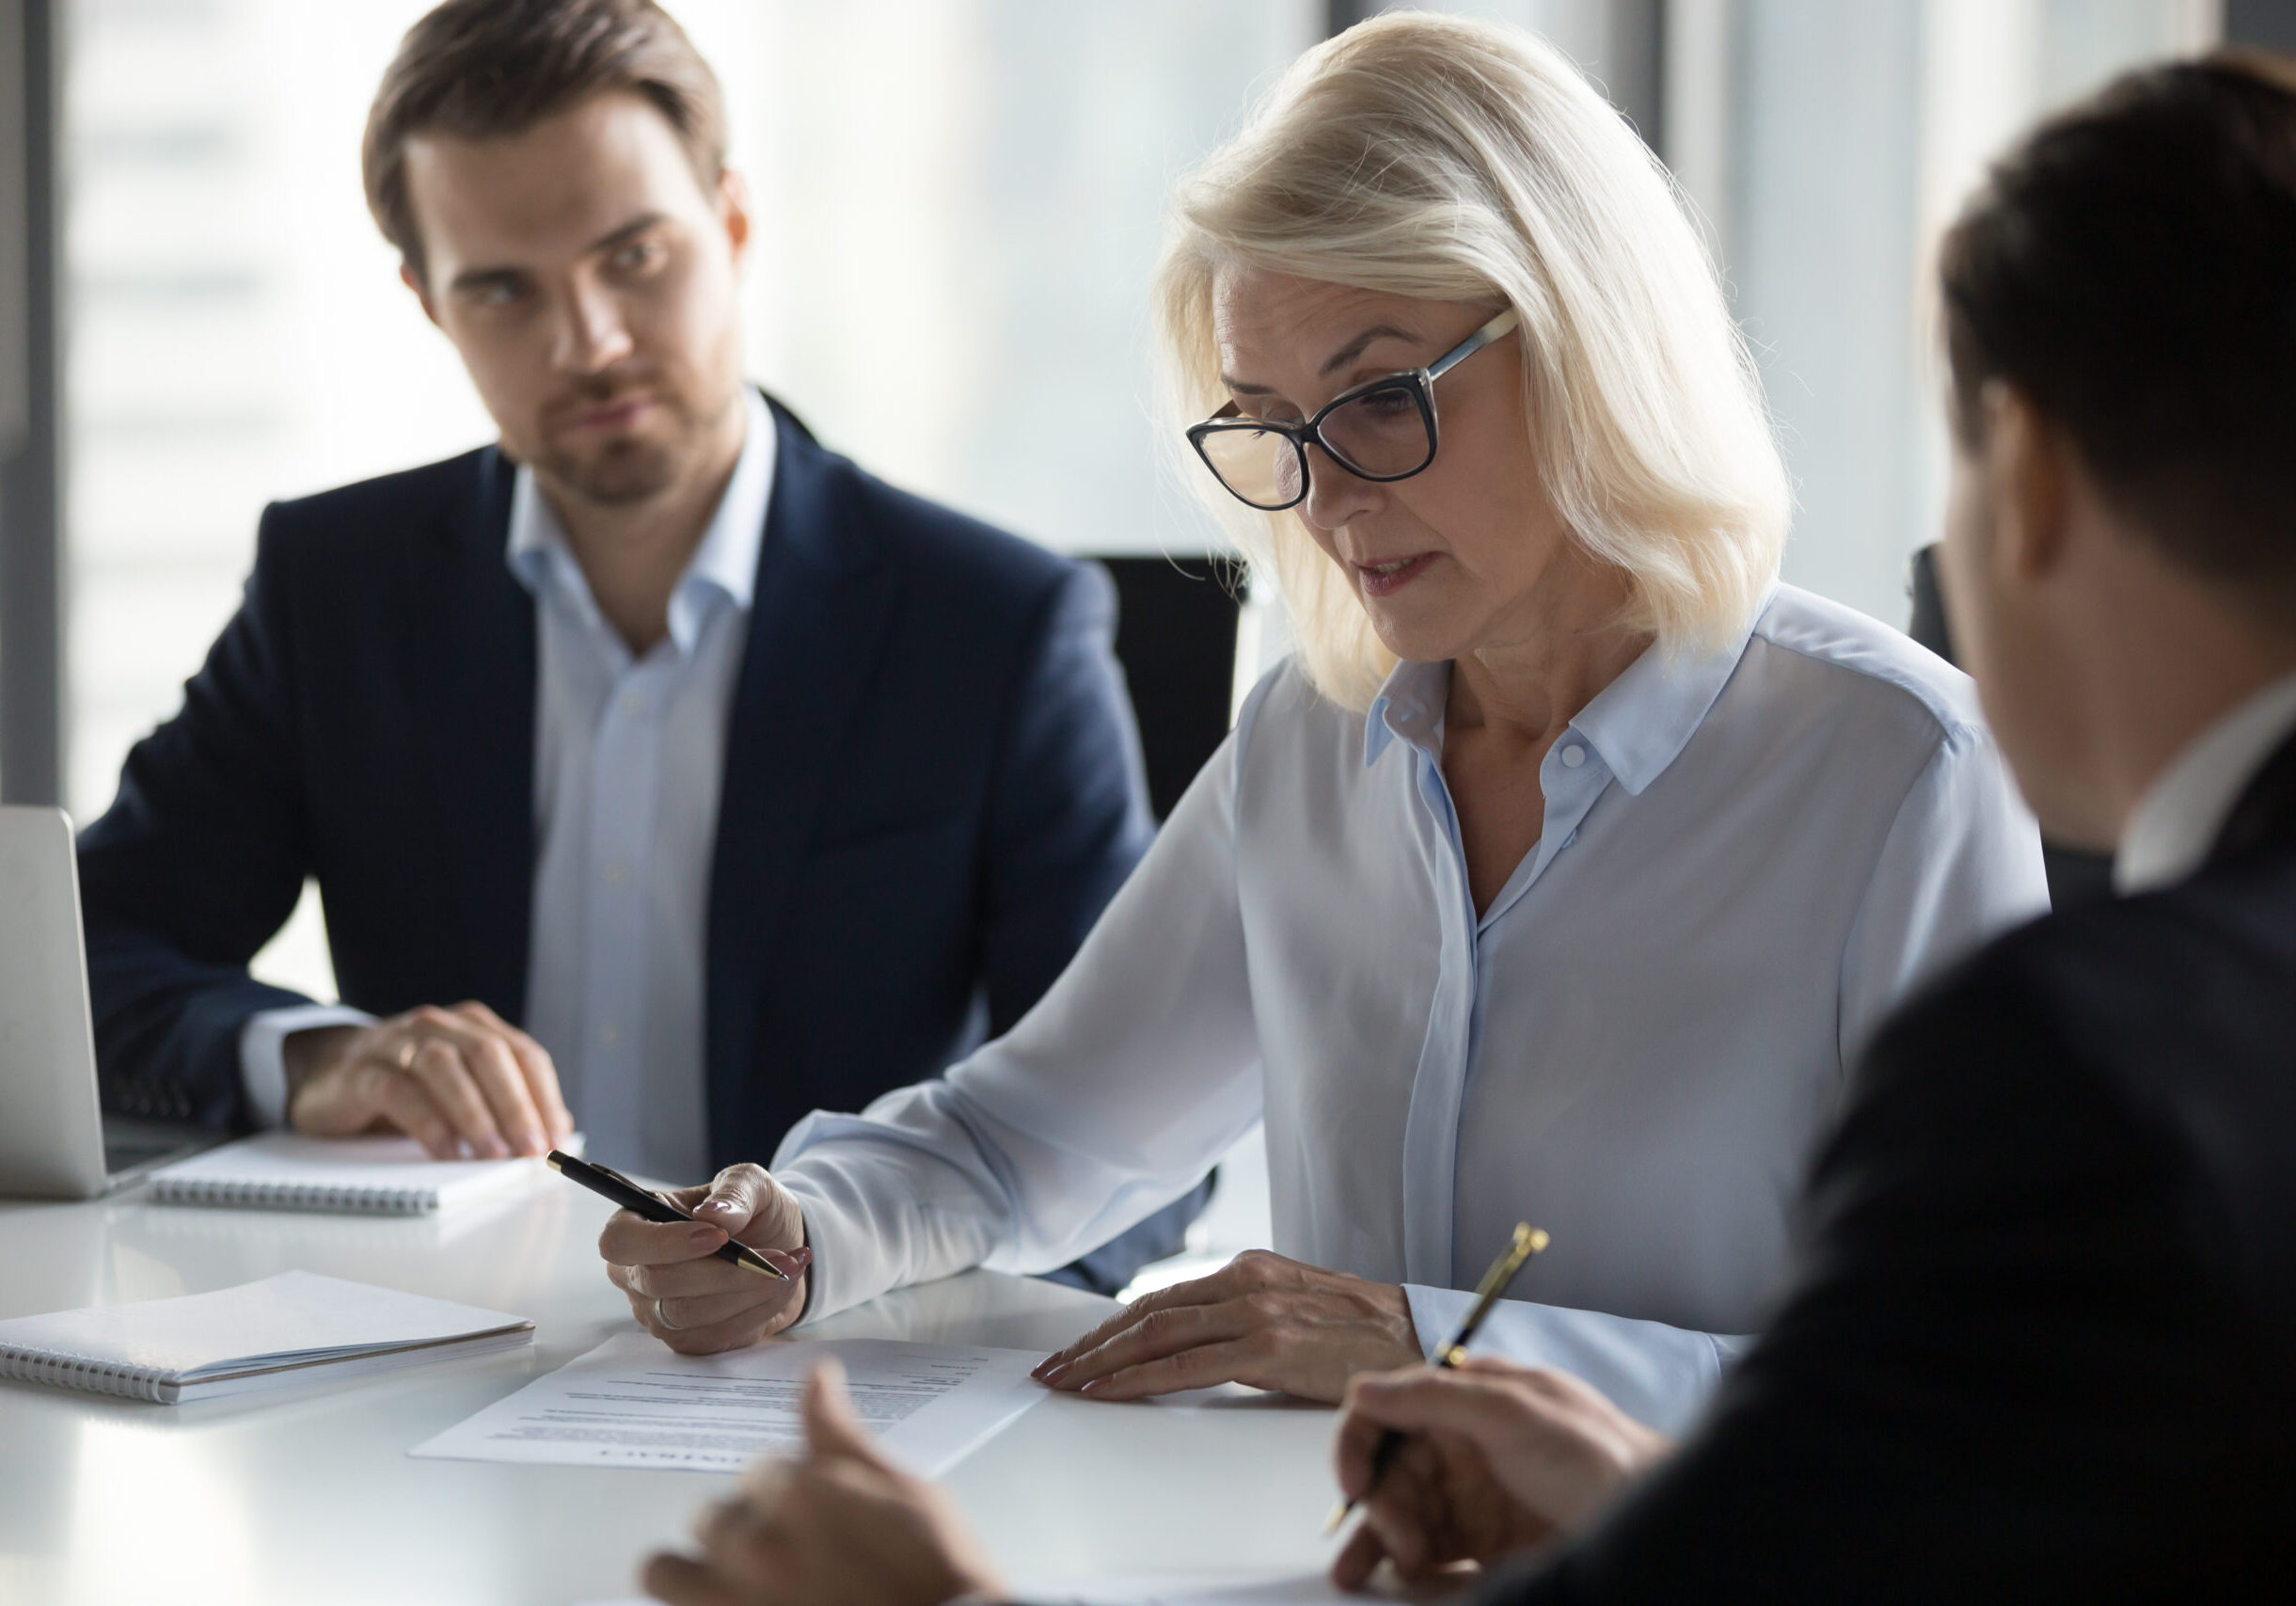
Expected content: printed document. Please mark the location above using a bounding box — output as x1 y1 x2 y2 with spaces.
586 1577 1401 1606
411 1332 1045 1477
1014 1572 1449 1604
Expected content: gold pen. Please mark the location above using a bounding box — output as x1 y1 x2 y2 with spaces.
1324 1222 1550 1534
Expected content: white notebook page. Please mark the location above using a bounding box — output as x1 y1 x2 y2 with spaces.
146 1132 562 1213
0 1270 530 1380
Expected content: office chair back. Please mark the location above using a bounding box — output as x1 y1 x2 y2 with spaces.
1100 556 1245 821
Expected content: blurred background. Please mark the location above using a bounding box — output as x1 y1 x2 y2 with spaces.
17 0 2266 823
8 0 2292 1282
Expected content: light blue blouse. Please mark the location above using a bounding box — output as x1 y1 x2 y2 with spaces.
773 584 2050 1430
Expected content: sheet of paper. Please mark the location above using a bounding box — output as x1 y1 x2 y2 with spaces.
1009 1576 1362 1605
1144 1381 1283 1407
581 1577 1361 1606
583 1572 1433 1606
1024 1571 1470 1605
410 1331 1045 1477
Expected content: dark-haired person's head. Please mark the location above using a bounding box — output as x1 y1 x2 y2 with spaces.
1937 51 2296 851
363 0 748 510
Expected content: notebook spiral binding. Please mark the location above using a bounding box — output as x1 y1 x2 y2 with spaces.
0 1345 170 1402
146 1178 437 1215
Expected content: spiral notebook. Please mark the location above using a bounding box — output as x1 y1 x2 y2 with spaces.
0 1271 533 1404
145 1132 575 1215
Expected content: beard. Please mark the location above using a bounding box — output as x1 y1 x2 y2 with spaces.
531 373 736 509
543 431 685 507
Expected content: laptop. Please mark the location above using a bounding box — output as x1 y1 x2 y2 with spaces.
0 805 223 1198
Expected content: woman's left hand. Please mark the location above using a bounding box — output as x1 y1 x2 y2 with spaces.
1031 1249 1422 1403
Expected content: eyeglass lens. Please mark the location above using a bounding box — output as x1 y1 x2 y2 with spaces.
1199 382 1433 508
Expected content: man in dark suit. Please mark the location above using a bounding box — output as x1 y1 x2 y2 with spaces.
631 52 2296 1606
78 0 1202 1295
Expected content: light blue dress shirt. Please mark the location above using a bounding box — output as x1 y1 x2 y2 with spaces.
239 390 774 1184
770 583 2051 1432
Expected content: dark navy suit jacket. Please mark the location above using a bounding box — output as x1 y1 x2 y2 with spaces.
79 396 1201 1290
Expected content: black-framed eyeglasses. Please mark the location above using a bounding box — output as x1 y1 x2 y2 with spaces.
1186 307 1521 512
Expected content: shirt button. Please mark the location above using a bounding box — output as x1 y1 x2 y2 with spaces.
1560 744 1586 769
599 1023 622 1046
603 861 629 884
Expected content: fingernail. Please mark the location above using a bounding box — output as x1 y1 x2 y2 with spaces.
1079 1375 1108 1395
787 1247 812 1266
518 1128 544 1154
480 1136 509 1159
699 1200 736 1216
689 1225 725 1248
1042 1362 1072 1388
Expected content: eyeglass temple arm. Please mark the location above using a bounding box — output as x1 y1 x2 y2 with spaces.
1424 307 1521 382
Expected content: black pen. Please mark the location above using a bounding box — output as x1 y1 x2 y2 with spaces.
1325 1221 1550 1534
546 1150 790 1281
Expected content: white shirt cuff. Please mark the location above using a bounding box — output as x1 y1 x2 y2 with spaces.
238 1004 376 1128
1403 1282 1750 1437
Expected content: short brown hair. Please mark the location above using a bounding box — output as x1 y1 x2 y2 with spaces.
1940 52 2296 607
362 0 727 283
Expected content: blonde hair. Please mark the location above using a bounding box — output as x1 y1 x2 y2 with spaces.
1155 11 1789 710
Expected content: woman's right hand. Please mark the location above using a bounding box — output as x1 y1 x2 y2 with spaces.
599 1164 813 1355
1330 1357 1672 1589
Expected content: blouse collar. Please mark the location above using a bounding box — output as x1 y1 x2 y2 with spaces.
1363 588 1767 794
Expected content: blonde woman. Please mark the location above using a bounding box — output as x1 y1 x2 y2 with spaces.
597 12 2047 1433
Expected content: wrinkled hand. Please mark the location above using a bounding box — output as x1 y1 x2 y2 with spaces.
286 1001 574 1159
1331 1358 1672 1590
1033 1249 1420 1403
644 1360 1005 1606
601 1164 812 1355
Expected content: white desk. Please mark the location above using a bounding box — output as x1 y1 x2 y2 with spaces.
0 1181 1343 1605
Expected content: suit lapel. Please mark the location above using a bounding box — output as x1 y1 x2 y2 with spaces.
417 447 536 1022
705 402 898 1154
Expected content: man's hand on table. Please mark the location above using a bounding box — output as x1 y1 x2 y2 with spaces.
286 1001 573 1159
645 1360 1005 1606
1031 1249 1421 1403
1331 1358 1671 1589
602 1163 813 1355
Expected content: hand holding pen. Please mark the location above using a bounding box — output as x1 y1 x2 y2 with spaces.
550 1152 792 1280
1326 1221 1549 1534
566 1154 816 1356
1325 1225 1675 1589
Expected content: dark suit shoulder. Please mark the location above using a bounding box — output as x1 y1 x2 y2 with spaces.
1861 847 2296 1331
799 437 1094 626
259 447 499 549
233 449 515 679
1896 845 2296 1114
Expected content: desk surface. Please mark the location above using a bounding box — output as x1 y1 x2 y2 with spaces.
0 1180 1342 1605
